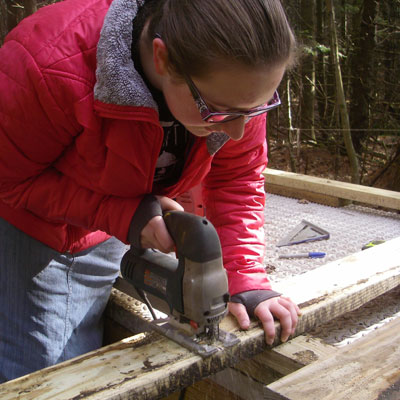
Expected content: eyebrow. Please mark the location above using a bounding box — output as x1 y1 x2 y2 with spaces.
206 98 268 113
188 74 271 112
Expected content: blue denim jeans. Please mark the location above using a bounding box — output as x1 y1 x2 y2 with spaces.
0 218 126 383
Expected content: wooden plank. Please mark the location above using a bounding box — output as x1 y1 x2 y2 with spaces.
163 377 243 400
210 367 282 400
103 317 135 345
271 236 400 306
175 378 244 400
235 336 337 382
267 316 400 400
210 337 335 400
265 182 346 207
0 237 399 400
263 168 400 210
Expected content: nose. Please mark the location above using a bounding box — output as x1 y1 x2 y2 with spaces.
218 116 246 141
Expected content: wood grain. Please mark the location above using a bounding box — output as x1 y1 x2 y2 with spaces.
267 317 400 400
0 237 398 399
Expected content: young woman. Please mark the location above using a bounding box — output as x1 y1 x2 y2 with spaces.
0 0 300 382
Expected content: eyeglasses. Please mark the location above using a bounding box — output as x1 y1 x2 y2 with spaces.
185 75 281 123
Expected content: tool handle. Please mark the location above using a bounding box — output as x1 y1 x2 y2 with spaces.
163 211 222 262
128 195 163 249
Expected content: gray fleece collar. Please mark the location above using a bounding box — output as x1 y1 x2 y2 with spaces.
94 0 229 155
94 0 156 109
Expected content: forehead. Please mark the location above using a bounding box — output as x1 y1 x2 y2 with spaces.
192 63 286 110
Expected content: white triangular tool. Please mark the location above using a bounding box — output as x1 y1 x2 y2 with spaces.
277 220 330 247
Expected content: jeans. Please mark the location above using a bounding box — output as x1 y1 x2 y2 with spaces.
0 218 126 383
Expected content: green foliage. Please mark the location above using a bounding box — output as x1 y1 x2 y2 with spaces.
316 44 330 54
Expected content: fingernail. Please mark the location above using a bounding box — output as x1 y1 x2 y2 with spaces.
241 322 250 330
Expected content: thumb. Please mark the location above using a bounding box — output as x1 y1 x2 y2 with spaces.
228 302 251 330
156 196 184 212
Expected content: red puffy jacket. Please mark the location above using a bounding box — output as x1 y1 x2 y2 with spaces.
0 0 271 295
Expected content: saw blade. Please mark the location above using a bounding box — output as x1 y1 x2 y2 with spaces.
150 318 239 358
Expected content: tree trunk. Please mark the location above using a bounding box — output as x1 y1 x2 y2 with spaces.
299 0 316 142
23 0 37 16
6 0 37 35
286 76 297 172
0 0 8 46
326 0 360 184
315 1 326 131
349 0 378 153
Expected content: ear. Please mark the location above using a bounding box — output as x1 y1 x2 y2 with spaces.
153 38 169 76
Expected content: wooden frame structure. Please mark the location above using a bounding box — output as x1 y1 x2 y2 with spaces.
263 168 400 209
1 237 398 399
0 170 399 399
267 316 400 400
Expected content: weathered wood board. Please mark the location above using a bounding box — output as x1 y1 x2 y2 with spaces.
209 336 338 399
0 237 399 399
263 168 400 210
235 335 337 381
267 316 400 400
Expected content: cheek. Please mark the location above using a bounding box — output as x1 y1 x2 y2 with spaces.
163 89 205 126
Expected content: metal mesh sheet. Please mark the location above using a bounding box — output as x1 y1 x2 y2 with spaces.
309 285 400 346
263 193 400 345
263 193 400 282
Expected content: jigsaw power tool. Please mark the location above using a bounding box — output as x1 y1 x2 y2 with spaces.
120 210 239 357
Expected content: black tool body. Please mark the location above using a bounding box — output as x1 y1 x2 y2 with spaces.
121 211 229 333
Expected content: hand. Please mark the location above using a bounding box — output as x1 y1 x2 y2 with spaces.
140 196 184 253
229 296 301 345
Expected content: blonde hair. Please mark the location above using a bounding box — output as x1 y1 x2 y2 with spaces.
145 0 297 78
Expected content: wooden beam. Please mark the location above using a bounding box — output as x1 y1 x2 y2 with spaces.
263 168 400 210
210 337 337 399
267 316 400 400
163 377 244 400
235 336 337 382
271 236 400 307
0 238 399 399
210 367 283 400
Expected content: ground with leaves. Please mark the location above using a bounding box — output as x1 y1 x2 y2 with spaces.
267 136 400 192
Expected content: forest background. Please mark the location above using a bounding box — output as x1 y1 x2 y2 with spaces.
1 0 399 191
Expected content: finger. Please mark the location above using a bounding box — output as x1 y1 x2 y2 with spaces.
268 301 292 343
277 297 301 335
156 196 184 212
228 302 250 330
278 298 299 335
280 296 302 316
154 223 175 253
278 298 300 335
254 305 275 345
141 216 174 253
